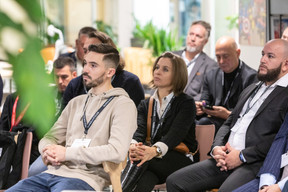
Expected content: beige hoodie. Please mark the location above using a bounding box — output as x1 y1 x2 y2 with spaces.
39 88 137 190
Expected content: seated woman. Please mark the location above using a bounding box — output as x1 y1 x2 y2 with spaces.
122 52 198 192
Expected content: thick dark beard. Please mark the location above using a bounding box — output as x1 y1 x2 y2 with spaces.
86 72 105 88
257 63 282 83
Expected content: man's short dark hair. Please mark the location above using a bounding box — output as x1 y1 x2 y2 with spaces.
78 26 97 38
191 20 211 39
88 44 120 69
53 57 76 73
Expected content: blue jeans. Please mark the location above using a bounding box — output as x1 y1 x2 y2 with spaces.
6 173 95 192
28 156 47 177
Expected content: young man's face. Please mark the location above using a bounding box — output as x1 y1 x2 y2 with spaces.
54 65 77 93
82 52 111 88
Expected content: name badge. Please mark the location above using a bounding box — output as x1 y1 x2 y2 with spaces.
281 152 288 168
71 139 91 148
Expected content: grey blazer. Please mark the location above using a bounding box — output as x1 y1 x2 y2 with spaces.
173 50 218 101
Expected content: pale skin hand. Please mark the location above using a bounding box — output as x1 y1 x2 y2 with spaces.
212 146 228 171
259 184 281 192
42 144 66 166
203 106 231 120
224 143 243 170
128 142 157 167
195 101 204 116
129 143 141 162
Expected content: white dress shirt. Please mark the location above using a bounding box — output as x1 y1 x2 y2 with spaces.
181 51 200 76
228 73 288 152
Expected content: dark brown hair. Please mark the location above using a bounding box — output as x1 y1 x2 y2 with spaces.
151 52 188 96
53 56 76 73
88 43 120 69
78 26 97 38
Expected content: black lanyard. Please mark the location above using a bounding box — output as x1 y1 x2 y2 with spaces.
151 96 175 140
82 95 115 135
222 61 242 106
243 82 270 116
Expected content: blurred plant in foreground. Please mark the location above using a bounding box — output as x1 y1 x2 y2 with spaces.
0 0 55 137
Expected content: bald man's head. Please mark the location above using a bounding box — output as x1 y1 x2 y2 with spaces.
281 27 288 41
215 36 241 73
258 39 288 85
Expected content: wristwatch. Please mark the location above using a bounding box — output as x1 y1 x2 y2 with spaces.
153 145 162 157
239 151 246 163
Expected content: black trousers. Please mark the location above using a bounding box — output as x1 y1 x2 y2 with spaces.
133 150 195 192
166 158 262 192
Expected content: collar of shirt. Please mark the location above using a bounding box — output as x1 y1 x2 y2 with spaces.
271 72 288 88
152 89 174 117
181 51 200 76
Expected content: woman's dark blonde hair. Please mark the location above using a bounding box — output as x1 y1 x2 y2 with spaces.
151 52 188 96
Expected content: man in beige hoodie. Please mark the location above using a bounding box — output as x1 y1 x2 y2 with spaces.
6 44 137 192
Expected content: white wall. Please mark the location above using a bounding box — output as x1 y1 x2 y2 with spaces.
133 0 170 29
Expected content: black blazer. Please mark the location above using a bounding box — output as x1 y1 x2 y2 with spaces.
133 93 197 153
201 60 257 110
173 50 218 101
212 83 288 172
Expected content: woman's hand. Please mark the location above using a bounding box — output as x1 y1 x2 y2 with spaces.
135 143 157 167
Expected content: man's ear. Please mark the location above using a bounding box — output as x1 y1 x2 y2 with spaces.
107 68 116 78
282 58 288 72
72 71 77 78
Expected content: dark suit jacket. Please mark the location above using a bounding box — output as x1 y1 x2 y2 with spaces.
257 112 288 180
212 83 288 173
173 50 217 101
201 60 257 111
60 51 77 64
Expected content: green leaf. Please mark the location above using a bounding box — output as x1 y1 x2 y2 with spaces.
12 37 55 137
15 0 44 24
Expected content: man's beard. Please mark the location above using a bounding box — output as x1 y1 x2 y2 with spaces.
83 72 105 88
186 45 197 53
257 63 282 83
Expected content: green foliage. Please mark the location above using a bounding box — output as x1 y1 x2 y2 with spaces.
94 20 118 44
133 19 183 58
226 15 239 30
0 0 55 137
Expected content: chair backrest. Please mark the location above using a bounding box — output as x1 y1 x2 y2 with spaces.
195 124 215 162
102 158 127 192
21 132 33 179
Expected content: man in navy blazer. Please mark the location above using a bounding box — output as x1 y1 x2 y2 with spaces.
196 36 258 132
166 39 288 192
173 20 217 101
